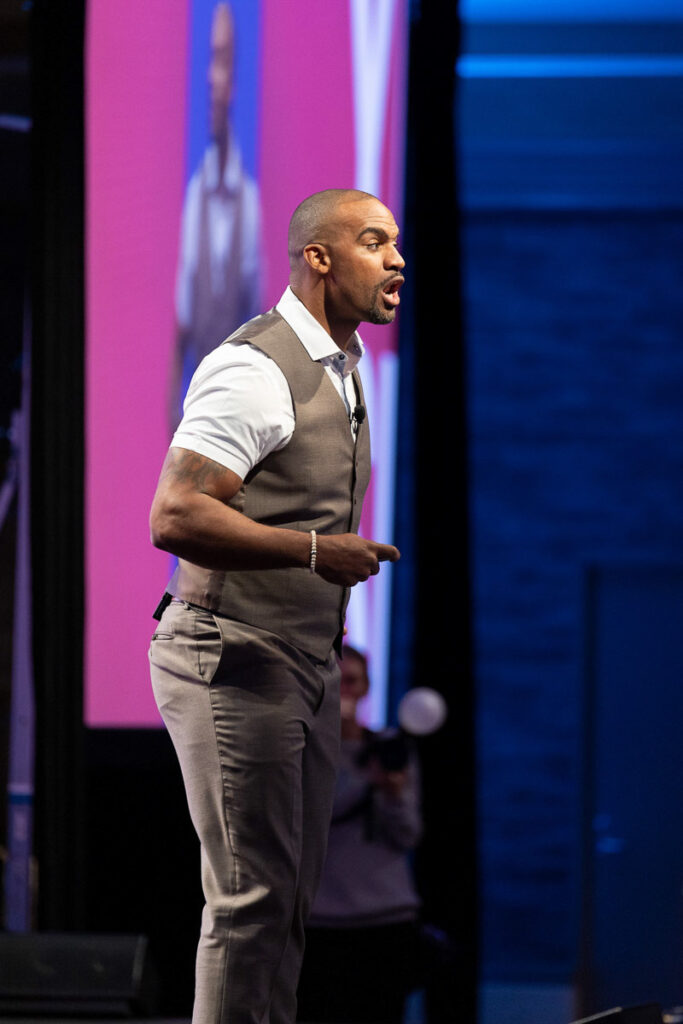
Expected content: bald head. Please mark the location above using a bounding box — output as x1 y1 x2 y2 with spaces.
209 2 235 142
213 1 234 41
286 188 404 347
287 189 376 270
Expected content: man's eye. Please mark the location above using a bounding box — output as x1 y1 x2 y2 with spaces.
367 242 380 250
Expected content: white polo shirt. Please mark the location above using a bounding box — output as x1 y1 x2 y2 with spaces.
171 287 365 480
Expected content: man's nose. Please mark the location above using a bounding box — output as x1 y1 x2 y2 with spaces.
386 246 405 271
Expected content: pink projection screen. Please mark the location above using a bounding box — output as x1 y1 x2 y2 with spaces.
85 0 408 727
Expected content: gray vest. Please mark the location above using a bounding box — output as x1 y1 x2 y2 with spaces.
170 309 371 660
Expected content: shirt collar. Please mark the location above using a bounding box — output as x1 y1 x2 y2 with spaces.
275 286 365 374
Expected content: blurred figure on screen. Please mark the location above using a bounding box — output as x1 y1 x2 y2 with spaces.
170 1 262 429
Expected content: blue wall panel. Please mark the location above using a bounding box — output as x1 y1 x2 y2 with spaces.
460 6 683 984
465 209 683 979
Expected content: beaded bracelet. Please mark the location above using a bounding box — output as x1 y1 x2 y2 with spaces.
309 529 317 574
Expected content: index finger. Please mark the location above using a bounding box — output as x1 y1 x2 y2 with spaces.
375 543 400 563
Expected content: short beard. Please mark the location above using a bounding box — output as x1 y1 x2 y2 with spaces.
367 307 395 325
366 283 397 325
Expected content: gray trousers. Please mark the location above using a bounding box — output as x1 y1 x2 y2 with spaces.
149 600 341 1024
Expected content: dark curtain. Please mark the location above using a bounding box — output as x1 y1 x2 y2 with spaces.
392 0 478 1019
30 0 86 930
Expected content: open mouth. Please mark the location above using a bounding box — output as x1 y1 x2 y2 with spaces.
382 277 404 307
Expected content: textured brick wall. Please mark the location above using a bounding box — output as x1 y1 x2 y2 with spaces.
464 211 683 979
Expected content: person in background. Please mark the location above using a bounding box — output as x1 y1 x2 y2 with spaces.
297 644 423 1024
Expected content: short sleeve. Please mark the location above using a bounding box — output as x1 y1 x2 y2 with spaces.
171 342 295 479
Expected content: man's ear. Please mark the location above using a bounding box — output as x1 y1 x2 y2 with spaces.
302 243 330 275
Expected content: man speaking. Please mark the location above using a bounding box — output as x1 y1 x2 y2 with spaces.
149 188 404 1024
